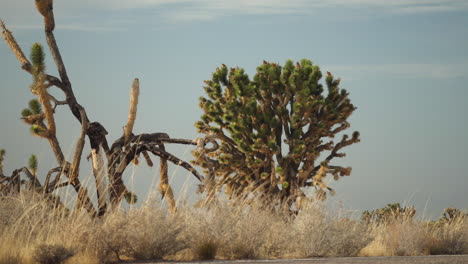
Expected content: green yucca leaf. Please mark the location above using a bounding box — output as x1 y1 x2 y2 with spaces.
30 42 45 68
30 124 46 135
124 191 138 204
28 154 38 170
21 108 33 117
28 99 42 114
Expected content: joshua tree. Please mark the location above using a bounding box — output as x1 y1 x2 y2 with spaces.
438 208 467 224
0 151 66 208
361 203 416 224
1 2 204 216
0 151 40 193
193 60 360 209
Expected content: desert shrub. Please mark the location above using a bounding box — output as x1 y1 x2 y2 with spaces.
217 208 267 259
125 203 186 260
180 198 293 260
0 198 24 229
430 223 468 255
0 254 23 264
293 204 370 257
33 244 74 264
62 253 101 264
386 221 432 256
178 206 220 260
0 244 24 264
362 219 432 256
98 212 131 261
216 201 290 259
194 240 218 260
429 209 468 255
0 190 466 261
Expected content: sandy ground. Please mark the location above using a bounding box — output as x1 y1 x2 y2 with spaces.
134 255 468 264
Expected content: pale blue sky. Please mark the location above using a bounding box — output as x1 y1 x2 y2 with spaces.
1 0 467 217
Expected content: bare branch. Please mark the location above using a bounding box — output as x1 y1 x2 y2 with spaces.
35 0 55 32
142 151 153 167
158 138 198 145
325 131 360 162
0 20 30 68
1 21 65 90
69 109 88 184
146 145 204 182
49 94 67 111
124 78 140 145
46 166 66 192
18 167 42 188
49 181 71 192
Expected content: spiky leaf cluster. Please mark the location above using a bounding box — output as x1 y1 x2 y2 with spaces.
29 154 38 174
21 99 48 136
30 42 47 94
20 43 56 138
193 59 360 204
124 191 138 204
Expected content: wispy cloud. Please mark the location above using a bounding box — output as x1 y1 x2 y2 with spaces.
2 0 467 28
325 63 468 80
97 0 468 22
84 0 468 14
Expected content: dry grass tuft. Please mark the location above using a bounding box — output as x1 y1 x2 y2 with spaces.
293 204 370 258
0 191 466 262
429 220 468 255
366 221 432 256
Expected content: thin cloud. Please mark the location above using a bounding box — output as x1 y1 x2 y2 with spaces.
2 0 468 28
84 0 468 14
57 24 123 32
326 63 468 80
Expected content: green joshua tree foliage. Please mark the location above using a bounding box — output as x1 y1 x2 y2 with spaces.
124 191 138 205
29 154 38 176
193 59 360 208
22 99 47 136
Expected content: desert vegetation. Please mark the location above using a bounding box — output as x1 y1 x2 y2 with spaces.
193 59 359 209
0 192 466 263
0 2 467 264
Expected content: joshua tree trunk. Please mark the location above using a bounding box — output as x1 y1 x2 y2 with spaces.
91 147 108 216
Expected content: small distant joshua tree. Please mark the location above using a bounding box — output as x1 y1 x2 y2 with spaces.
438 208 467 224
0 1 205 216
361 203 416 224
193 60 360 209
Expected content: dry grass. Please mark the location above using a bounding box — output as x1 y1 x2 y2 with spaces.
360 218 468 257
360 220 432 256
0 192 466 263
